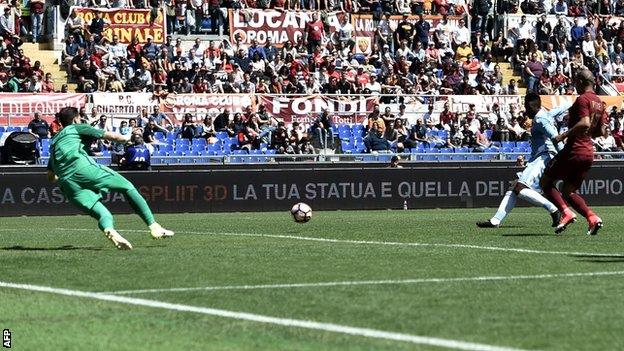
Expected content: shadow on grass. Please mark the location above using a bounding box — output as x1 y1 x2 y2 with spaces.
572 254 624 263
501 233 552 237
1 245 105 251
1 245 167 251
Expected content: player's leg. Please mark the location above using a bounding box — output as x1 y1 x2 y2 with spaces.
514 154 560 226
89 201 133 250
60 179 133 250
93 167 174 239
540 156 577 233
558 161 603 235
476 184 517 228
514 183 560 227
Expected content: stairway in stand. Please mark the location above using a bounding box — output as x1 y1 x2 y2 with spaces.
497 61 527 95
20 43 77 92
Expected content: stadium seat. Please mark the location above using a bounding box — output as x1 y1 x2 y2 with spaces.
352 124 365 137
338 125 352 140
502 142 515 148
0 127 4 132
216 131 229 140
193 138 207 146
516 141 530 149
341 141 354 153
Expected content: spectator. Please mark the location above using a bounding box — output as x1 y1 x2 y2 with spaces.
28 112 49 139
179 113 197 139
87 11 109 43
595 128 618 152
525 53 544 92
364 121 391 152
311 108 333 149
121 134 151 170
30 0 45 43
305 12 324 54
50 113 62 136
149 106 174 133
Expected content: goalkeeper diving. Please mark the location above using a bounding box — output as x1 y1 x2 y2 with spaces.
47 107 174 250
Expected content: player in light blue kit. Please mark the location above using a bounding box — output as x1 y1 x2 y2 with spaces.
477 93 571 228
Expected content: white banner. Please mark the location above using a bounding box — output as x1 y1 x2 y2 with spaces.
450 95 522 114
92 92 158 118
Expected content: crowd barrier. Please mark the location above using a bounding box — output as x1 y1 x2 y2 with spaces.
2 163 624 216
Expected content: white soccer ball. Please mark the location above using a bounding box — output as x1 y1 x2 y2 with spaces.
290 202 312 223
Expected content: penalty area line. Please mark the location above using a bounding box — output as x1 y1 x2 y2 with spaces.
106 270 624 295
54 227 624 257
0 281 527 351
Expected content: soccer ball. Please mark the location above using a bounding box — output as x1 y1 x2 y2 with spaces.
290 202 312 223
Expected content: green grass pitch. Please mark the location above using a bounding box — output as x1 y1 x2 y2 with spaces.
2 207 624 351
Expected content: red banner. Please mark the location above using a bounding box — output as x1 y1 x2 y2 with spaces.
159 94 256 122
70 7 166 44
259 95 379 124
0 94 87 126
228 9 343 47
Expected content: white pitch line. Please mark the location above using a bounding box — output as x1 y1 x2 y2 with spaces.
106 270 624 295
0 281 527 351
53 227 624 257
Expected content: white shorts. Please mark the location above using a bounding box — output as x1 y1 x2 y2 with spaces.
517 153 553 190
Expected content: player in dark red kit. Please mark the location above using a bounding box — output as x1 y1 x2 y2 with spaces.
540 69 607 235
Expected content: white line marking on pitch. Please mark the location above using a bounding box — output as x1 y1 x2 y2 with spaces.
54 227 624 257
106 270 624 295
0 281 527 351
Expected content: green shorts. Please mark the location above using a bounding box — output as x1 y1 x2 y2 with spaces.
59 165 134 211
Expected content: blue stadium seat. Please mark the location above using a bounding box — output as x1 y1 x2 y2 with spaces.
193 138 207 146
338 125 352 139
516 141 530 149
265 149 277 155
502 141 515 148
485 130 493 139
341 141 354 153
216 131 229 140
352 124 365 137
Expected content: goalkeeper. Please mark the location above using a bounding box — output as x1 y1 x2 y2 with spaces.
47 107 173 250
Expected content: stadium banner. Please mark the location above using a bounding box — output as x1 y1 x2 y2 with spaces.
3 164 624 216
449 95 522 114
259 95 379 124
228 9 344 47
159 94 256 122
351 14 463 55
0 93 87 125
540 95 623 111
92 92 158 118
68 7 166 44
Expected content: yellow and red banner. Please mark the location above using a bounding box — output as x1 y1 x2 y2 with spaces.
70 7 166 44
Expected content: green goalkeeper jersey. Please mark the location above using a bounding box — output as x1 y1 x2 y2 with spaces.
47 124 105 180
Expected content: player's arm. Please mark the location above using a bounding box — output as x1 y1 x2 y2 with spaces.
102 131 131 144
555 116 590 142
74 123 130 144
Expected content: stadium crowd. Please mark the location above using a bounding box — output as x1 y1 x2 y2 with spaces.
1 0 624 159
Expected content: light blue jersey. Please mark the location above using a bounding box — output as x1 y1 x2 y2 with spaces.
517 103 571 190
529 103 571 162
